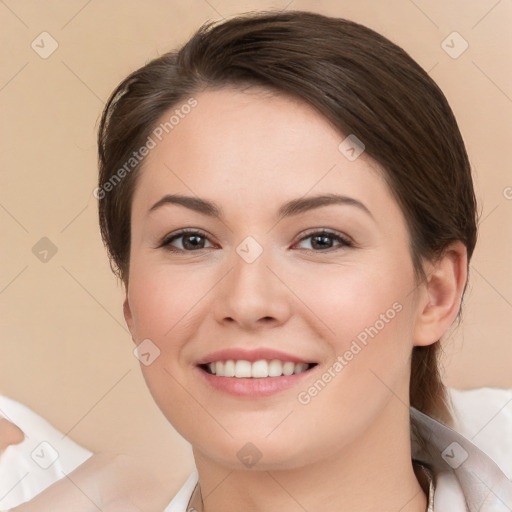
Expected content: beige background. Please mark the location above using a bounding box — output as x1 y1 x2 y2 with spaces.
1 0 511 494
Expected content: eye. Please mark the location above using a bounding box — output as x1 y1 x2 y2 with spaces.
158 228 352 254
294 229 353 252
159 229 214 252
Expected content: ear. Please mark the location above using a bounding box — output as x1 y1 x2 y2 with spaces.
413 241 468 347
123 295 137 345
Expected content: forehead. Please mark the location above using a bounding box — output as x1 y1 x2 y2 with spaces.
132 87 397 223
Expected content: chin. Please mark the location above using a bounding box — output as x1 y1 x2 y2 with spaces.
188 427 336 472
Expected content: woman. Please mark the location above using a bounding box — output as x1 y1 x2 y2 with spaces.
8 9 512 512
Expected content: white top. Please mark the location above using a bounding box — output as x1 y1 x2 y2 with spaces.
164 407 512 512
0 395 93 510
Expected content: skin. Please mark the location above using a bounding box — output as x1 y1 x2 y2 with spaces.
8 450 180 511
0 418 25 454
122 87 468 512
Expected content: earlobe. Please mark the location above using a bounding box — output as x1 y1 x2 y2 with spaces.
414 241 468 347
123 296 137 344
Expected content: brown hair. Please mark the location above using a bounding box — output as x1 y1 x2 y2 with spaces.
97 10 478 426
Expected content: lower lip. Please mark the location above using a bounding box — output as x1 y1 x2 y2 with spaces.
196 366 314 398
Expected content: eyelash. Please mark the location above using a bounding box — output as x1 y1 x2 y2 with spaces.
158 228 353 254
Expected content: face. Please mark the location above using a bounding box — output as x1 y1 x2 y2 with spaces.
124 87 429 470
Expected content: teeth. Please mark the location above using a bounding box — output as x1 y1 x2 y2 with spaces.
235 360 252 378
224 360 236 377
205 359 312 378
268 359 282 377
282 362 295 376
294 363 308 374
252 360 268 378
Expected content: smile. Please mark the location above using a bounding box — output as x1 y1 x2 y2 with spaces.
200 359 317 378
195 348 319 397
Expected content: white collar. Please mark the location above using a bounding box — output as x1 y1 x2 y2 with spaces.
410 406 512 511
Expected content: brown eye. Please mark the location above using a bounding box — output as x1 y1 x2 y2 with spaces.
160 229 213 252
295 230 352 252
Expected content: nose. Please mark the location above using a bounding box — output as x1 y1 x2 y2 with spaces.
214 242 292 331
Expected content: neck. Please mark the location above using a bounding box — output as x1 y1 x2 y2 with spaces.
190 401 427 512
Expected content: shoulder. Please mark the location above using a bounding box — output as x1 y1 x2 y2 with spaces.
411 405 512 511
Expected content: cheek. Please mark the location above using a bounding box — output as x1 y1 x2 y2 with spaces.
294 259 415 353
126 259 217 426
290 259 417 417
289 271 416 462
126 263 204 440
127 259 208 341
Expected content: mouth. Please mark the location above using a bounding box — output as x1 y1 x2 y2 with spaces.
194 348 319 397
199 359 318 378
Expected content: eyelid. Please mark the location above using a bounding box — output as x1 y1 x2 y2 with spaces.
294 227 353 246
157 228 213 249
158 227 353 253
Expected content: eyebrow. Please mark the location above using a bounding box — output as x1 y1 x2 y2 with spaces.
148 193 374 221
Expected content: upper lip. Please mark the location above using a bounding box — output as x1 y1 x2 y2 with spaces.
195 348 314 365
